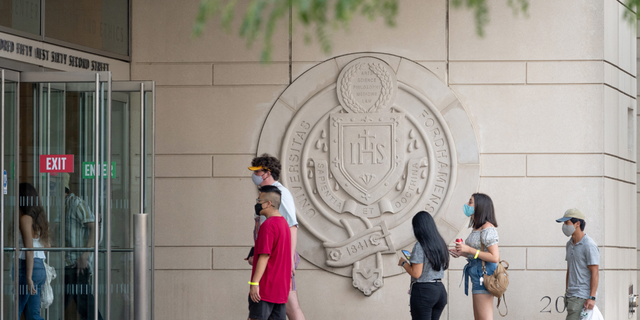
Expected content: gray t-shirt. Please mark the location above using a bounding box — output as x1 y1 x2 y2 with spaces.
565 234 599 300
409 242 444 283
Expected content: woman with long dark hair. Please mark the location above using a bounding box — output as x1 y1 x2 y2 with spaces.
398 211 449 320
451 193 500 320
18 182 50 320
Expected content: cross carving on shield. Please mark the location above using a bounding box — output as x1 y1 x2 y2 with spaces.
329 112 405 206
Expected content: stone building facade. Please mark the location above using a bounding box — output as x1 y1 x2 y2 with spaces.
134 0 638 319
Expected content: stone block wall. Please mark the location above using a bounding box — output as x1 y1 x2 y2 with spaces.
131 0 638 318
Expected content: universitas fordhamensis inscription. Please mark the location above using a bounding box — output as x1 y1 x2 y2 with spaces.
279 57 456 296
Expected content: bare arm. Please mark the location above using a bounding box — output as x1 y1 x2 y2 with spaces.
456 243 500 263
584 265 599 309
249 254 270 303
402 261 424 279
290 226 297 274
19 215 35 293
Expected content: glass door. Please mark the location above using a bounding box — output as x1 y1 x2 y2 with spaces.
0 71 154 320
1 69 19 320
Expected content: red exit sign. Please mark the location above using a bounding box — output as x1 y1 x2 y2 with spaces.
39 155 74 173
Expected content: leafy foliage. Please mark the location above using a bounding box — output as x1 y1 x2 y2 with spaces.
193 0 529 62
623 0 640 22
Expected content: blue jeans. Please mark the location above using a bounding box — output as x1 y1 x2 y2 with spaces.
462 258 496 295
19 258 46 320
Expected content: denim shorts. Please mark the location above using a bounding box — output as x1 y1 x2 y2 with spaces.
462 258 496 295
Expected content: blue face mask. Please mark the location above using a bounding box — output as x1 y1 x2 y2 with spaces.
463 204 474 217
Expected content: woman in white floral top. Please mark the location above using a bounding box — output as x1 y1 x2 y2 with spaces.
450 193 500 320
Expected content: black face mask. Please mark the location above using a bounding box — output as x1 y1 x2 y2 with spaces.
254 203 263 216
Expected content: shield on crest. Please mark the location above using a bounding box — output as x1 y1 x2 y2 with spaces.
330 112 405 206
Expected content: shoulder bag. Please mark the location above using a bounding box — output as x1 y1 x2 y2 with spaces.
481 242 509 317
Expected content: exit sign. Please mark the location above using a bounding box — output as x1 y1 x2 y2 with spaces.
39 155 74 173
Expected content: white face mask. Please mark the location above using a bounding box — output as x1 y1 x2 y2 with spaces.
252 173 264 186
562 223 575 237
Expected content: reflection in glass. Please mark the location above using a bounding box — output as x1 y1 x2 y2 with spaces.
45 0 129 56
0 0 41 35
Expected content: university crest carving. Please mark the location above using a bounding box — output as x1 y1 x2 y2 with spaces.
257 54 481 296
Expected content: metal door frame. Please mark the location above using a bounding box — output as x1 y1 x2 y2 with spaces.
1 68 20 320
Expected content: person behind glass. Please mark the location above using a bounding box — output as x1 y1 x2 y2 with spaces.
18 182 51 320
245 154 306 320
398 211 449 320
62 173 104 320
450 193 500 320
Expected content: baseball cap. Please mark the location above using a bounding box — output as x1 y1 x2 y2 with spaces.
556 208 585 223
248 166 270 171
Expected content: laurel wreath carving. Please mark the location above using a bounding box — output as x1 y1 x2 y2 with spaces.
367 63 393 113
340 62 394 113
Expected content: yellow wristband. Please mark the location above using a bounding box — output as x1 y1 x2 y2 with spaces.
474 250 480 259
248 281 259 286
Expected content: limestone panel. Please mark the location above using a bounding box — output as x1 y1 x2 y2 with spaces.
155 178 256 246
335 53 402 73
603 247 636 270
527 247 567 270
448 270 567 319
442 101 480 164
603 271 638 319
604 154 635 183
527 154 604 177
397 59 457 111
604 178 636 247
155 247 212 270
131 63 213 86
604 0 620 66
618 4 634 75
449 0 604 61
212 247 253 270
291 62 320 82
498 247 526 270
527 61 604 84
449 62 525 84
213 155 255 178
213 63 289 85
132 0 288 62
278 60 339 109
453 85 604 153
480 154 526 177
156 155 213 178
604 86 621 157
479 177 604 247
294 270 412 319
292 0 446 62
155 86 285 154
256 101 294 156
416 61 447 83
604 63 636 98
155 270 255 319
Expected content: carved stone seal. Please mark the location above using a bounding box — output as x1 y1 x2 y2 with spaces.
257 54 480 296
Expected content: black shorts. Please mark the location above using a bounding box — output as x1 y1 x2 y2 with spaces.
248 295 286 320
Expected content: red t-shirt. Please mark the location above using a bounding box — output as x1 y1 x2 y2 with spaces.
251 216 291 304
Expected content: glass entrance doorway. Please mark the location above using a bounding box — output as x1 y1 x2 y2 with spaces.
0 70 154 320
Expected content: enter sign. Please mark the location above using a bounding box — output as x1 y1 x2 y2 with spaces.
39 155 74 173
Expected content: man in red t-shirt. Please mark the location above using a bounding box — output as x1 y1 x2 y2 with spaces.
248 185 292 320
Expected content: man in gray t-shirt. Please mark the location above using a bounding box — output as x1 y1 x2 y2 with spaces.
556 208 599 320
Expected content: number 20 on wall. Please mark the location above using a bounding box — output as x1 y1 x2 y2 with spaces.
540 296 566 314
